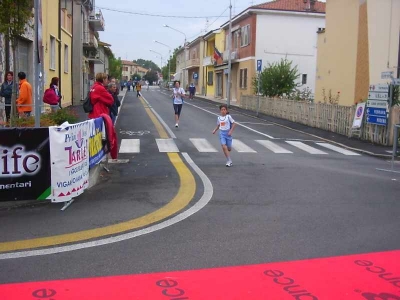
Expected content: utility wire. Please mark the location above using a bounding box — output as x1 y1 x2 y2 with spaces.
96 6 228 19
187 6 229 40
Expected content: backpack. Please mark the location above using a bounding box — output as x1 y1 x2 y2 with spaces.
43 88 59 105
82 91 93 113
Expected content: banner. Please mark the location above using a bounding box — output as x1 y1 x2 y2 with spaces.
49 121 90 203
89 117 106 168
0 128 51 201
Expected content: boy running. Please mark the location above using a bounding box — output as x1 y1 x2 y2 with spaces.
212 104 236 167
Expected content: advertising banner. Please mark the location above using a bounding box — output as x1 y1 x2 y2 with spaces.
89 118 106 169
0 128 51 201
49 121 90 203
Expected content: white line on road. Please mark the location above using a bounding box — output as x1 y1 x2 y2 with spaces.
190 138 219 152
256 140 293 154
232 139 257 153
119 139 140 153
286 141 328 154
156 139 180 152
316 143 361 156
238 122 274 126
184 102 275 139
0 152 214 260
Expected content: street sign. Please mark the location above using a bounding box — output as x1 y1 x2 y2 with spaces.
367 100 388 108
257 59 262 72
352 103 366 129
369 84 389 92
368 91 389 100
193 73 198 79
381 71 394 79
366 107 387 117
393 78 400 86
366 115 387 126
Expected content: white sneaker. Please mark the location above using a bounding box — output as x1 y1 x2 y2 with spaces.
226 161 233 167
175 123 179 128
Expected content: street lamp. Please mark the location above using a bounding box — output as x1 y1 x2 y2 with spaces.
154 40 172 85
163 24 187 89
149 49 163 69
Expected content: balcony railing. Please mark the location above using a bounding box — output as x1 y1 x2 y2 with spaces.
89 10 105 31
203 56 213 66
83 32 98 49
186 58 200 68
223 49 238 62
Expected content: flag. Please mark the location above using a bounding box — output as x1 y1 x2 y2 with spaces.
214 46 222 61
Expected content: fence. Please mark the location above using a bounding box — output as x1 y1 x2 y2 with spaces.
240 95 400 146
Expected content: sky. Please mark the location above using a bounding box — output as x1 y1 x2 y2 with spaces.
95 0 325 68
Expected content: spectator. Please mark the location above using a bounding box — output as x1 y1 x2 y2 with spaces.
108 82 121 124
0 71 13 122
189 82 196 100
136 82 142 97
88 73 114 119
49 77 62 112
16 72 32 117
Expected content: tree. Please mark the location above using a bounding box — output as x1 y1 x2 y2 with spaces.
162 47 181 81
252 58 300 98
131 73 141 81
143 70 158 85
0 0 33 122
133 59 161 72
108 52 122 80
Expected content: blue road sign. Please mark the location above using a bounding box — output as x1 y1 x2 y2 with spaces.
366 107 387 117
193 73 198 79
367 115 387 126
257 59 262 72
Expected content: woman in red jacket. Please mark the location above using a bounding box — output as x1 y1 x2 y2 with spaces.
88 73 114 119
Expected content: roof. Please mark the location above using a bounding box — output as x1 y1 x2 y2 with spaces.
121 60 137 66
252 0 326 14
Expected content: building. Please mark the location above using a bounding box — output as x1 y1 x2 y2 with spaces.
315 0 400 106
72 0 105 104
220 0 325 104
185 36 204 93
94 41 112 75
121 60 149 81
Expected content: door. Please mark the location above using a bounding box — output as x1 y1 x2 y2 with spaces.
216 73 222 97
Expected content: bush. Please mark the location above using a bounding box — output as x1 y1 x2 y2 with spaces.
48 107 79 125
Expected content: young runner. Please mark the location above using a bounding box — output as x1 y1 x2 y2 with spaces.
212 104 236 167
171 81 186 128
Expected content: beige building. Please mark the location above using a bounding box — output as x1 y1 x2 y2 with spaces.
121 60 148 81
316 0 400 106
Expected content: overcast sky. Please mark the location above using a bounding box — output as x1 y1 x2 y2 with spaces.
95 0 325 68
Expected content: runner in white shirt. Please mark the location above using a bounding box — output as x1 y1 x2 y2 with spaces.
212 104 237 167
171 81 186 128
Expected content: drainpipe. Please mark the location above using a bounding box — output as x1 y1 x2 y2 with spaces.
58 0 62 107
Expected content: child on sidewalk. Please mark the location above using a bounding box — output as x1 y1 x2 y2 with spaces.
212 104 236 167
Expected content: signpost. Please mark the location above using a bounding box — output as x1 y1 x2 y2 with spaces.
352 103 366 129
366 84 389 126
381 71 394 79
256 59 262 117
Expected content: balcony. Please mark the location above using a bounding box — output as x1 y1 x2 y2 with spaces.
203 56 214 66
83 32 98 50
185 58 200 69
223 49 238 62
89 10 105 31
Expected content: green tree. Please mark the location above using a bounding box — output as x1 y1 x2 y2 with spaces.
131 73 141 81
162 47 181 81
108 53 122 80
0 0 33 122
252 59 300 97
143 70 159 85
134 59 161 72
392 85 400 107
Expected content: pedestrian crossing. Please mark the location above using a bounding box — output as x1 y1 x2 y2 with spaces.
118 138 361 156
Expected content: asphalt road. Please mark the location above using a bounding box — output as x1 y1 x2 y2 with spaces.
0 86 399 294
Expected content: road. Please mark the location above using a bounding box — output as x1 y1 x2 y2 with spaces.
0 86 399 299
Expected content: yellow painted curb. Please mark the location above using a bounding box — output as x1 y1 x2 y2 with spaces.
0 96 196 253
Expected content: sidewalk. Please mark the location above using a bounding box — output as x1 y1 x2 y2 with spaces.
193 93 397 158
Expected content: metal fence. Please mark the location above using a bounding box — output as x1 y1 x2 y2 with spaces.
241 95 400 146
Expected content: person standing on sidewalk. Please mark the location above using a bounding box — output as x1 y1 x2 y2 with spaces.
88 73 114 120
16 72 32 117
0 71 13 122
171 80 186 128
189 82 196 100
212 104 236 167
108 82 120 124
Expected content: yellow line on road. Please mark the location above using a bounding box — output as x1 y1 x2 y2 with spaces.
0 96 196 253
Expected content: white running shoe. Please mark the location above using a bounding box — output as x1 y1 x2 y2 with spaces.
226 161 233 167
175 123 179 128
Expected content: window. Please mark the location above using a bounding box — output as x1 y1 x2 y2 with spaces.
124 66 128 71
207 71 213 85
233 31 240 50
239 68 248 89
241 25 250 47
302 74 307 85
64 45 69 73
50 36 56 70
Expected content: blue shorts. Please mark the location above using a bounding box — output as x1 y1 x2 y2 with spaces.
219 130 232 148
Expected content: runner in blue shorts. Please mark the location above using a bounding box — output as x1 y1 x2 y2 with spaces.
212 104 237 167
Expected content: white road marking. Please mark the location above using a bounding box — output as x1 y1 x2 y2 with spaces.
256 140 293 154
119 139 140 153
316 143 361 156
239 122 274 126
232 139 257 153
0 153 214 259
286 141 328 154
190 138 219 152
184 102 275 139
156 138 180 152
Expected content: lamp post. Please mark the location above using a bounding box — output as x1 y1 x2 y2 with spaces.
163 25 187 89
227 0 232 107
149 49 163 69
154 40 172 85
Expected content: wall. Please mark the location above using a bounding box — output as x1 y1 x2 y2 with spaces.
61 28 72 107
315 0 360 106
72 2 83 103
256 12 325 94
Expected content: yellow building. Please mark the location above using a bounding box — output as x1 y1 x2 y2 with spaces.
42 0 73 108
315 0 400 106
